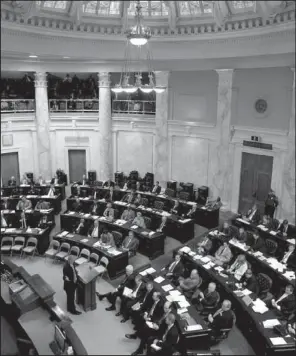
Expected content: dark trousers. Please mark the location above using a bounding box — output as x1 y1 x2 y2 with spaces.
106 290 121 307
136 324 158 352
65 285 76 312
265 205 275 218
120 297 137 319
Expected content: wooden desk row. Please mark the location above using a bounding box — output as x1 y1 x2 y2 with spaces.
2 184 66 200
1 194 62 214
173 237 296 356
2 208 55 229
66 197 195 243
70 185 220 229
60 212 165 260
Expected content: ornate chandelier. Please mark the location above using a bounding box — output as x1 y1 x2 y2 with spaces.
111 0 165 94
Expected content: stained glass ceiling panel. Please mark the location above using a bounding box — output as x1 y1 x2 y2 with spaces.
178 1 213 16
127 1 169 17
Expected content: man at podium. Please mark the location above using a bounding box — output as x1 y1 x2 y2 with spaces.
63 256 82 315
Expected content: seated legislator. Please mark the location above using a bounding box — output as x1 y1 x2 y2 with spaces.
1 198 11 210
239 269 259 295
103 202 115 221
8 176 17 187
197 235 213 256
178 269 200 295
132 212 146 228
277 219 291 237
104 186 119 202
260 215 273 229
38 215 50 229
35 199 50 210
122 231 139 256
209 242 232 266
79 174 89 186
147 313 179 356
162 253 184 282
122 190 136 204
118 274 146 323
35 175 45 185
151 181 161 195
235 227 248 243
134 193 143 206
16 196 32 211
51 174 62 185
100 229 115 247
186 204 197 219
270 285 296 318
97 265 135 311
129 301 173 356
121 206 136 222
244 203 261 224
18 211 29 229
192 282 220 310
103 179 115 188
74 218 88 235
206 197 222 210
208 300 235 336
90 200 100 215
246 230 265 253
46 184 56 197
88 219 100 239
170 200 182 216
219 221 231 236
72 198 83 213
264 189 279 218
92 188 101 201
226 254 248 281
280 244 296 269
156 216 167 233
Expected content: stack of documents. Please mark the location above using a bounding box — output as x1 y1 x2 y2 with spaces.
179 246 191 254
154 276 165 283
257 224 268 231
145 267 156 274
270 337 287 345
93 241 101 247
186 324 203 331
283 271 295 280
108 249 122 256
193 254 202 260
177 308 188 314
162 284 174 292
123 287 133 297
114 219 126 226
263 319 281 328
68 211 75 215
214 266 224 272
200 256 211 263
287 238 295 245
178 300 190 308
188 251 196 257
252 298 268 314
60 231 69 237
80 238 89 243
269 231 277 236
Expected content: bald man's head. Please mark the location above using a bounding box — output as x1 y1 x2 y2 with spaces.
126 265 133 276
222 300 231 311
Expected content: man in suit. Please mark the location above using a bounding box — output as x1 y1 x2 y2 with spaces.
46 184 56 197
16 197 32 211
92 188 101 201
72 198 83 212
63 255 81 315
132 211 146 228
192 282 220 311
147 313 179 356
103 202 115 221
122 190 136 204
265 190 278 218
119 275 146 323
209 242 233 266
136 181 143 192
74 218 88 235
121 231 139 256
88 219 100 238
104 186 118 202
51 174 62 185
103 179 115 188
100 229 115 247
277 219 291 237
271 284 296 318
219 222 231 236
208 300 234 336
197 235 213 256
226 254 248 281
235 227 248 243
134 193 143 206
162 253 184 283
170 200 182 216
178 269 200 295
280 244 295 269
206 197 222 210
97 265 135 311
246 230 265 253
151 181 161 195
21 174 29 185
156 216 167 233
8 176 17 187
121 206 136 222
245 203 260 224
260 215 273 229
239 269 259 295
35 199 50 210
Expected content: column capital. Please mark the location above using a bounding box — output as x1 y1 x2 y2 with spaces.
216 69 234 87
98 72 111 87
155 71 170 87
34 72 47 88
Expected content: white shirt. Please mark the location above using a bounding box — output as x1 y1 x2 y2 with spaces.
54 179 58 185
168 260 178 273
91 226 99 238
282 251 293 264
82 180 86 186
276 293 288 304
1 215 7 227
152 185 158 193
132 282 142 298
47 188 54 197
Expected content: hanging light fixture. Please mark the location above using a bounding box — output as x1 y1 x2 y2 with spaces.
111 0 166 94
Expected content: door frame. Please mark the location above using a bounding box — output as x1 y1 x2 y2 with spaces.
1 148 21 184
64 146 90 183
230 143 282 215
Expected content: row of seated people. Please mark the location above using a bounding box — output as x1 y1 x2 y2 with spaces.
96 264 236 355
1 209 53 230
1 185 58 202
1 196 53 212
6 174 64 187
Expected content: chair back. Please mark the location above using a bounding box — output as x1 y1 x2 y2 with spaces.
69 246 80 257
143 216 152 229
1 236 13 246
51 240 60 251
80 248 90 260
26 237 37 247
265 239 278 255
89 252 99 265
14 236 25 246
154 200 164 210
112 231 123 247
99 256 109 268
257 272 272 294
141 198 149 207
179 191 190 201
60 242 70 253
164 188 175 198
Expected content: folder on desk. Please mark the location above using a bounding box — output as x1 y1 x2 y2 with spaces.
263 319 281 328
179 246 191 254
84 214 91 218
60 231 69 237
270 337 287 345
145 267 156 274
200 256 211 263
162 284 174 292
186 324 203 331
269 231 277 236
169 290 181 296
154 276 165 283
177 308 188 315
80 238 89 243
178 300 190 308
68 211 75 215
123 287 133 297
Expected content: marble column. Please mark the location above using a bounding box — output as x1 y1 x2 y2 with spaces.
209 69 234 208
154 71 170 187
98 72 112 181
34 72 52 180
281 68 295 223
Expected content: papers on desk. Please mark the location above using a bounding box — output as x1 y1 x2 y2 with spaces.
258 256 267 261
2 209 10 214
269 231 277 236
146 267 156 274
1 228 5 233
193 254 202 260
84 214 91 218
169 290 181 296
41 195 50 198
172 295 186 302
99 217 107 221
93 241 101 247
241 289 252 296
26 195 37 198
257 224 268 231
154 276 165 283
20 184 30 187
131 225 138 229
80 238 89 243
39 209 53 213
166 295 174 302
236 218 250 225
114 219 126 226
178 300 190 308
203 262 213 270
253 251 263 257
149 232 155 237
83 197 90 200
200 256 211 263
177 308 188 315
178 219 191 224
60 231 69 237
123 287 133 297
270 337 287 345
201 206 207 210
108 249 122 256
283 271 295 279
252 298 268 314
179 246 191 254
92 215 99 220
68 211 75 215
161 211 171 217
162 284 174 292
186 324 203 331
214 266 224 272
188 251 196 257
263 319 281 328
26 228 32 233
151 344 161 351
287 238 295 245
67 234 74 238
5 228 15 233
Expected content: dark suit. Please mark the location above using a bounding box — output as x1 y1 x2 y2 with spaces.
193 289 220 309
246 209 261 224
106 274 135 308
90 203 100 215
147 323 179 355
122 193 136 204
135 299 164 334
131 289 155 327
120 282 146 320
1 200 11 210
151 185 161 194
277 223 292 236
247 235 265 252
63 263 78 312
51 177 62 185
8 179 17 187
211 309 234 332
279 251 296 269
165 260 184 282
277 294 296 316
236 231 248 243
72 201 82 212
75 223 88 236
104 190 119 202
241 275 259 295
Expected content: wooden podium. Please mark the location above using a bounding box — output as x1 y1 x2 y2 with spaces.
76 264 100 312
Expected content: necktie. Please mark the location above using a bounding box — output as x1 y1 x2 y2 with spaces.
83 180 85 185
201 238 208 247
213 308 222 318
72 265 77 283
126 237 132 248
276 293 288 304
149 301 158 317
162 326 171 341
169 261 177 273
142 291 149 304
219 247 225 256
282 252 291 264
110 192 113 200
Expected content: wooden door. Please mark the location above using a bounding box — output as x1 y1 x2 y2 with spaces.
239 152 273 214
1 152 20 185
68 150 86 183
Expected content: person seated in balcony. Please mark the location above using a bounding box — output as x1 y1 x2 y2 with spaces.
63 73 72 83
103 179 115 188
74 218 87 235
1 198 11 210
122 190 136 204
121 206 136 222
170 200 182 216
8 176 17 187
151 181 161 195
219 221 230 236
72 198 83 213
47 184 56 197
132 212 146 229
100 228 115 247
88 219 100 239
103 202 115 221
195 191 207 206
209 241 233 266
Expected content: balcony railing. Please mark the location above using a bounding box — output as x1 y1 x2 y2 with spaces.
112 100 156 115
1 99 35 113
49 99 99 113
